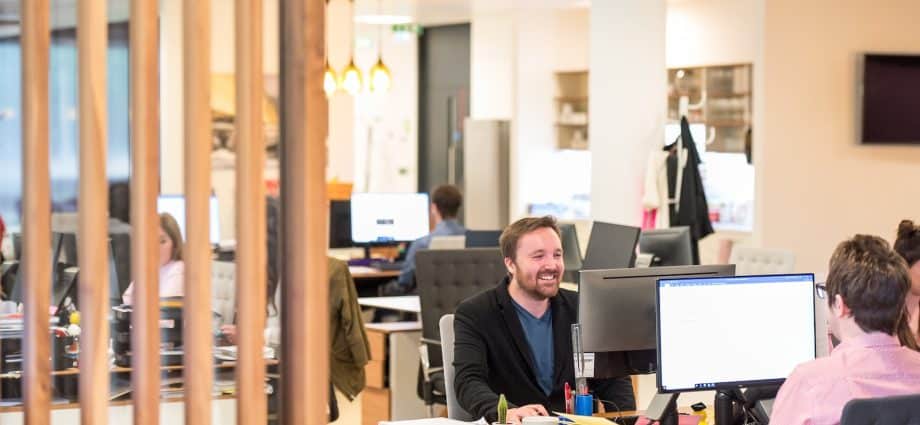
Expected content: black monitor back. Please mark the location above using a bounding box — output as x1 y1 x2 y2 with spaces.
578 264 735 377
582 221 640 270
639 226 693 266
464 230 502 248
329 200 352 249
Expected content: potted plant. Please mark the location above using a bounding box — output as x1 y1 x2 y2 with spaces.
494 393 508 425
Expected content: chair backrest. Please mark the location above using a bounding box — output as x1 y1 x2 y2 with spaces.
840 394 920 425
430 235 467 250
729 246 795 275
440 314 476 421
415 248 506 368
211 261 236 325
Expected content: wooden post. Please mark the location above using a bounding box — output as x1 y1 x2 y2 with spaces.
77 0 109 423
280 0 329 423
130 0 162 423
183 1 213 423
21 1 52 423
235 0 268 422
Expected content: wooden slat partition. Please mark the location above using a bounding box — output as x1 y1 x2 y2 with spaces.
182 1 213 423
235 0 268 423
280 0 330 423
77 0 109 423
129 0 162 424
21 1 52 424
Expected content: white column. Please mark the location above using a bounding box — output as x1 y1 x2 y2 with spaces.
159 0 184 194
589 0 667 226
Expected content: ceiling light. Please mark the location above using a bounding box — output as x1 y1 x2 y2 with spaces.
354 14 413 25
340 59 363 96
370 58 391 93
324 61 338 97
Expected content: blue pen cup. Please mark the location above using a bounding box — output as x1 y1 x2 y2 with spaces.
574 393 594 416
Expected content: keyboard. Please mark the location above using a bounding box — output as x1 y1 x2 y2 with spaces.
370 261 404 271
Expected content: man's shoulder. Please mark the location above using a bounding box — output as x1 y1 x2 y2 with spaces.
784 356 844 392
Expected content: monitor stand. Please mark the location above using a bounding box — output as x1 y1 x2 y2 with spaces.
646 392 678 425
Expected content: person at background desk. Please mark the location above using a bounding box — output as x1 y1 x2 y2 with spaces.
894 219 920 348
453 216 635 424
121 213 184 305
772 235 920 425
381 184 466 296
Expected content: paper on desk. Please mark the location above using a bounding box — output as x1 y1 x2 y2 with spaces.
553 412 616 425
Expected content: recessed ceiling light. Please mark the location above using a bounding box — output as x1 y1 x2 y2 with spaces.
354 15 413 25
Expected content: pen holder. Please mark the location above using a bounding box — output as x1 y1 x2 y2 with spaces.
574 394 594 416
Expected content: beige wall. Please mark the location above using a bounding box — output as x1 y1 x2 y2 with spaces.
759 0 920 273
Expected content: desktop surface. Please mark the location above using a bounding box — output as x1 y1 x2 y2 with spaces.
656 274 816 392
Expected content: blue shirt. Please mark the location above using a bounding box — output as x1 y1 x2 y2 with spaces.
397 219 467 286
510 299 555 396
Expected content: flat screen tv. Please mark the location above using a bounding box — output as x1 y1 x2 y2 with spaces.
861 54 920 144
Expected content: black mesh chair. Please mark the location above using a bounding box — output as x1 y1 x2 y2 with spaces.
414 248 507 416
840 394 920 425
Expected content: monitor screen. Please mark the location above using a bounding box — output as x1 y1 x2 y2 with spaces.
350 193 430 244
639 227 693 267
656 274 816 392
578 265 735 377
582 221 640 270
156 195 221 245
861 54 920 144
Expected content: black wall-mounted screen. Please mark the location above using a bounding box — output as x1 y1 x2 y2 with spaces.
862 54 920 144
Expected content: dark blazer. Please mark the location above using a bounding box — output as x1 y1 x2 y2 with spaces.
453 278 636 422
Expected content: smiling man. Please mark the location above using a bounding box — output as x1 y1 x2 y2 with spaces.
453 216 635 424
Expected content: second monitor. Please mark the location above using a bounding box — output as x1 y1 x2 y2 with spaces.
350 192 430 244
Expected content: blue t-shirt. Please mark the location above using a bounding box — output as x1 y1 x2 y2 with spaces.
511 299 554 396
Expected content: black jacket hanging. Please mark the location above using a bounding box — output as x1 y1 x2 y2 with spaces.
664 116 714 263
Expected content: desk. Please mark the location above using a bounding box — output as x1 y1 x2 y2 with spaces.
358 296 421 314
350 266 402 280
0 396 240 423
363 321 427 425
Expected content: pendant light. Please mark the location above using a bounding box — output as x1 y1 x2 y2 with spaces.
340 0 363 95
369 0 392 93
323 0 338 97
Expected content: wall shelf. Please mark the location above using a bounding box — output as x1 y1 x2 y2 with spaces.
554 70 589 150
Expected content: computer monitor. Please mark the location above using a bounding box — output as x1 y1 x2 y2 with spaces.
639 226 693 267
329 200 353 248
578 265 735 377
156 194 221 245
349 193 430 244
582 221 641 270
465 230 502 248
656 274 816 392
559 223 582 283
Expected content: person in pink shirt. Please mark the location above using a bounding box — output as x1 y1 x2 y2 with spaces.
894 219 920 349
121 213 185 305
772 235 920 425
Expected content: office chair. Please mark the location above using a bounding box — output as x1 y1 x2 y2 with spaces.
439 314 477 421
840 394 920 425
414 248 507 417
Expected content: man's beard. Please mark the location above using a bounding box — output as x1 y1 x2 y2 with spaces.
515 263 561 300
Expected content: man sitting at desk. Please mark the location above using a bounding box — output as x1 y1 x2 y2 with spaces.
382 184 466 296
772 235 920 424
453 216 635 423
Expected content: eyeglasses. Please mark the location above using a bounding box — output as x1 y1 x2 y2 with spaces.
815 283 827 299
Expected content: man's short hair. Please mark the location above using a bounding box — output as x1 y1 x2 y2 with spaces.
499 216 561 261
894 219 920 267
431 185 462 219
826 234 911 335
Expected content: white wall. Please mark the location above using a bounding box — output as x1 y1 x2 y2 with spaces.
759 0 920 272
470 13 514 120
509 9 591 221
589 0 666 227
666 0 761 68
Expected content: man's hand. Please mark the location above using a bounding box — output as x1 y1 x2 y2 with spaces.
219 324 237 345
505 404 549 424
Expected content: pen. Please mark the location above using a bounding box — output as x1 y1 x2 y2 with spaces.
564 382 573 414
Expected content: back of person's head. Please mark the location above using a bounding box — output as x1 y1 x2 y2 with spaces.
499 216 561 262
431 185 462 219
159 212 184 262
894 220 920 268
826 234 910 336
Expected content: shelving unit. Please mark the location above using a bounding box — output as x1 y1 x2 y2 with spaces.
667 64 752 153
554 71 589 150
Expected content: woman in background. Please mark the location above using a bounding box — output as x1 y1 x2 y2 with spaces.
894 219 920 349
122 212 185 305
